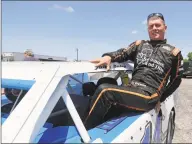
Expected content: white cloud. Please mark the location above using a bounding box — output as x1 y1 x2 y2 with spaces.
64 6 75 13
142 19 147 25
131 30 138 34
50 4 74 13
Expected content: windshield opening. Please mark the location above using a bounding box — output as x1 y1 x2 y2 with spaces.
1 88 30 124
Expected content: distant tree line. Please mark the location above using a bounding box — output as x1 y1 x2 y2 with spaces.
183 52 192 71
184 52 192 62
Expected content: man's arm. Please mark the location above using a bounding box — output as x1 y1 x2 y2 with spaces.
161 49 184 100
102 40 142 63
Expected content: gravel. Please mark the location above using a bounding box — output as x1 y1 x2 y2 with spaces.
172 78 192 143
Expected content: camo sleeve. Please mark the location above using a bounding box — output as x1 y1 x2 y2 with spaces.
102 40 142 63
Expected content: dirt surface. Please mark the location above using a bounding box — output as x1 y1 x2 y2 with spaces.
172 78 192 143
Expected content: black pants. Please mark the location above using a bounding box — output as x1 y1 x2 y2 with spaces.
84 83 159 129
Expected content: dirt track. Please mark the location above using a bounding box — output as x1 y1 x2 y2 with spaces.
173 78 192 143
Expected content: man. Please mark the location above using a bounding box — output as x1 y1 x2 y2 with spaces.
85 13 183 128
23 49 38 61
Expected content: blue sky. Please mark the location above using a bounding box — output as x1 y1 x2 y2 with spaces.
2 1 192 60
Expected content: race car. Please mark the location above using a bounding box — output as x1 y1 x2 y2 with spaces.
1 61 177 143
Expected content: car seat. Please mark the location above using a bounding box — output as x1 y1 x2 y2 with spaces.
82 82 97 97
97 77 118 87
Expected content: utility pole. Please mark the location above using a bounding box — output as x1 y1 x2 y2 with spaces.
76 48 78 61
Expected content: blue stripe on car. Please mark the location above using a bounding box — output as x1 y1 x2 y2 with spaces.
2 78 35 90
88 113 142 143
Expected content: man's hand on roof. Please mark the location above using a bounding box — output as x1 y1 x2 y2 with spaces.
90 56 112 71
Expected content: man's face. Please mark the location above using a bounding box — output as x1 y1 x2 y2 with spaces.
147 18 167 40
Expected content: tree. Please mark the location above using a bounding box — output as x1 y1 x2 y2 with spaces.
184 59 189 62
187 52 192 60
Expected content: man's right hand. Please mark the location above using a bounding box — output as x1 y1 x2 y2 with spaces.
90 56 112 71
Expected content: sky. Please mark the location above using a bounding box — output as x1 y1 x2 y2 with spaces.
2 1 192 60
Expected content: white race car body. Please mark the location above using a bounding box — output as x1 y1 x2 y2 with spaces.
1 61 177 143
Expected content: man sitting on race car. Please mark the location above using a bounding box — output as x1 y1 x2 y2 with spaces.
85 13 184 128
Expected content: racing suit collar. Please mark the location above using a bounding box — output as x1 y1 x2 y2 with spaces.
149 39 167 46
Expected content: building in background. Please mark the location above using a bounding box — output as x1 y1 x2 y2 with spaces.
2 51 68 62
